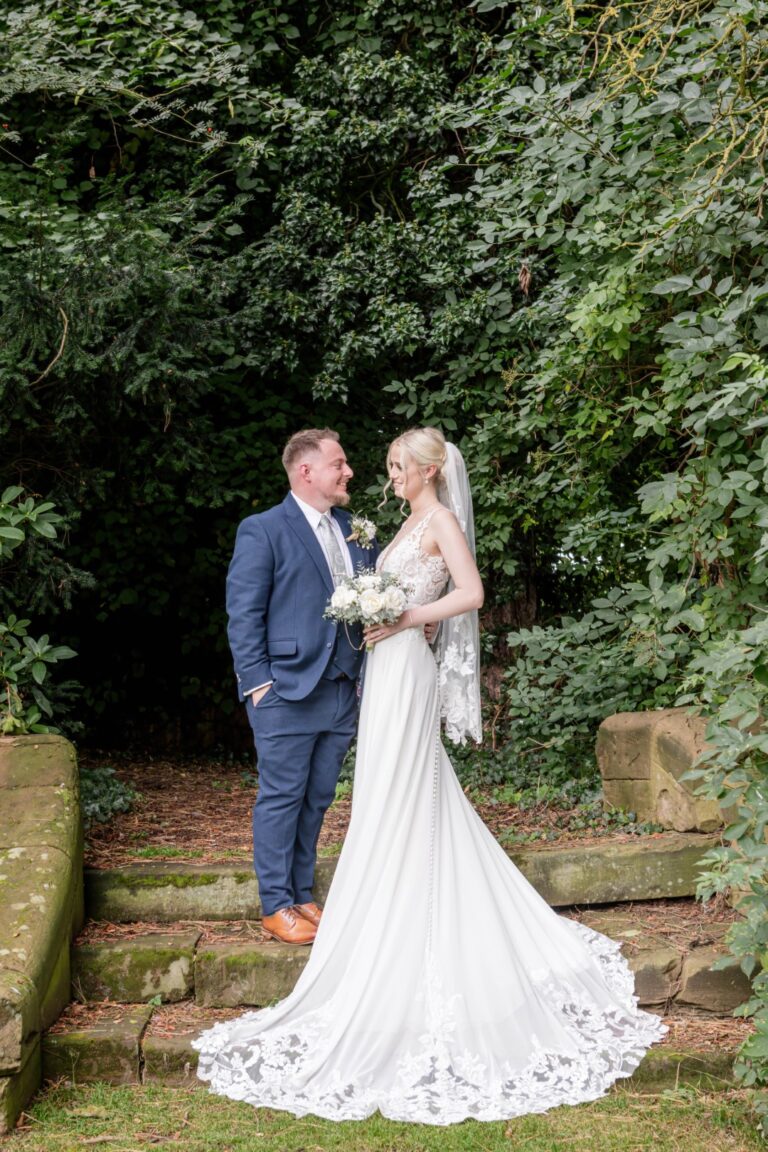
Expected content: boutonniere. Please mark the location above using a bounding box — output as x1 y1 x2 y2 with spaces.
346 515 377 549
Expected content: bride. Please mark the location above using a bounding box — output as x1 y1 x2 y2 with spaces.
194 427 665 1125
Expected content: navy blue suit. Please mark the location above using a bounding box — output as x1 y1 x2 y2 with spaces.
226 494 377 915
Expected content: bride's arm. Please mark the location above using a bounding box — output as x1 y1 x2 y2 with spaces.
409 508 484 624
365 508 483 643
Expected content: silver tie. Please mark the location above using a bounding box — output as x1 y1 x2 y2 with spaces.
318 514 348 586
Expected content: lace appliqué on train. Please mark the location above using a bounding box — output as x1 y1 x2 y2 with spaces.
194 924 664 1124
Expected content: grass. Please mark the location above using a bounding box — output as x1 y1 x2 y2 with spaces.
9 1083 761 1152
318 840 344 858
133 846 206 860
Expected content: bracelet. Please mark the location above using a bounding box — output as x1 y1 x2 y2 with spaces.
407 610 414 628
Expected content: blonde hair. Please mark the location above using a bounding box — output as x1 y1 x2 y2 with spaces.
382 426 448 505
282 428 339 475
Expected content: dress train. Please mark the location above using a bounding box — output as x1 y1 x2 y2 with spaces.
194 618 665 1124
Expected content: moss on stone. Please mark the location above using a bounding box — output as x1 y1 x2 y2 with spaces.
215 951 268 969
0 1039 41 1136
111 873 218 890
73 936 198 1004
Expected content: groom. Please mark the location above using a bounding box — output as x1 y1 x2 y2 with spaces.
226 429 376 944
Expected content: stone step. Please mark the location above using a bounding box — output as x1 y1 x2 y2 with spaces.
72 929 310 1009
72 931 202 1005
42 1002 742 1095
84 832 719 922
70 906 750 1016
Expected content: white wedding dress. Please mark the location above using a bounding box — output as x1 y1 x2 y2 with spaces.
194 509 665 1124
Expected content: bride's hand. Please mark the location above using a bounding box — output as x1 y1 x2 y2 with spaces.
364 612 411 646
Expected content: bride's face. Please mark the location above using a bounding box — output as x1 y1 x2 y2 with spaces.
387 446 422 504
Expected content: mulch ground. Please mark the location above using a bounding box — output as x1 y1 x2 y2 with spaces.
82 753 696 871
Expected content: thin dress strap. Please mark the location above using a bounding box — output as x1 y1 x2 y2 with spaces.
378 504 442 569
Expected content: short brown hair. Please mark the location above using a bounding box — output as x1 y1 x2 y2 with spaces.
282 428 340 474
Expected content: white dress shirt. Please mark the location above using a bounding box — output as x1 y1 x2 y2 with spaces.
290 492 354 580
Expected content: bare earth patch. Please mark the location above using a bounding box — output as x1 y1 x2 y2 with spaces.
82 753 690 869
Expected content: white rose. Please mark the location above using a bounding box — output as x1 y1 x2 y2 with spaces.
331 585 357 611
359 589 384 618
383 586 406 613
356 573 380 590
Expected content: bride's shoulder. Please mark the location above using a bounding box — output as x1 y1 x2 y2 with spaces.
422 504 461 547
427 504 459 531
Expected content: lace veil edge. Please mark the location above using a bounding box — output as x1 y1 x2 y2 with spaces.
437 442 482 745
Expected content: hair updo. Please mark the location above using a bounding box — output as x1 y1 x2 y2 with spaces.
382 426 448 505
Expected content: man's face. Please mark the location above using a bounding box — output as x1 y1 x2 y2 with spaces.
304 439 353 509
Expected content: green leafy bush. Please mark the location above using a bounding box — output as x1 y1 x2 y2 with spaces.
79 764 138 830
0 489 77 734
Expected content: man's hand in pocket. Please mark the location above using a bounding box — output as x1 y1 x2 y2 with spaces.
251 684 272 707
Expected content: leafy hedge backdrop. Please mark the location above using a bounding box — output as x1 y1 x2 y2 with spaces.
2 0 768 1118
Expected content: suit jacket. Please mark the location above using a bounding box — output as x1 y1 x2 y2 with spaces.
226 494 379 701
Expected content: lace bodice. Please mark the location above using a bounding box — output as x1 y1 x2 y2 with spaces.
377 506 448 606
377 504 480 745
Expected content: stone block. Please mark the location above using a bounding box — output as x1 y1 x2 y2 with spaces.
39 937 71 1032
0 1038 41 1135
651 712 722 832
678 948 752 1013
73 932 201 1004
195 941 310 1008
42 1005 153 1085
596 712 659 781
0 972 39 1075
142 1008 230 1085
142 1032 200 1085
312 858 336 905
0 846 77 993
0 734 83 1126
0 735 77 791
86 858 338 923
597 709 724 833
88 838 717 924
653 712 708 784
626 947 682 1007
85 865 261 922
508 833 718 906
601 777 653 820
0 786 80 854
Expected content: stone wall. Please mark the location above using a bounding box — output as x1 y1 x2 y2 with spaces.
0 735 83 1133
597 709 724 833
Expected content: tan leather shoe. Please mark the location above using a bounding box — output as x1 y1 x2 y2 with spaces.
262 906 316 945
294 901 323 926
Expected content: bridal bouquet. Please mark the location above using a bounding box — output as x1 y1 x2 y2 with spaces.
324 569 410 649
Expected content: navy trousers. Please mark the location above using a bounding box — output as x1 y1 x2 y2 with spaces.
246 678 357 917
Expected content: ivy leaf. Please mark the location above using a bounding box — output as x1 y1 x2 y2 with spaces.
651 275 693 294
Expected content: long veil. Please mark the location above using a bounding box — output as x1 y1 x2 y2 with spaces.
436 442 482 744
